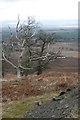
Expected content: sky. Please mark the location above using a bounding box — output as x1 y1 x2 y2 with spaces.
0 0 79 22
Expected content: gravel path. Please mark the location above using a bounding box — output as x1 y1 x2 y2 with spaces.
25 87 79 118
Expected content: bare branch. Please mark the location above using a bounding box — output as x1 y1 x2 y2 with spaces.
16 15 20 41
20 65 34 70
31 31 36 38
8 26 13 39
2 51 17 69
16 14 20 32
28 51 53 62
43 49 62 67
22 39 26 47
2 51 34 70
0 58 4 61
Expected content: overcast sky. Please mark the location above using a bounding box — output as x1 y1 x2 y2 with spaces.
0 0 79 22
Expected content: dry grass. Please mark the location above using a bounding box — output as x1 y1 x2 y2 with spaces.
2 71 78 101
2 71 78 118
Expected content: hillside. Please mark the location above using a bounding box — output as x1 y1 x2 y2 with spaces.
2 71 78 118
25 86 79 118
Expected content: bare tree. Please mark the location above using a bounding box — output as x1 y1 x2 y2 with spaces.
2 16 62 78
33 30 59 75
2 16 37 78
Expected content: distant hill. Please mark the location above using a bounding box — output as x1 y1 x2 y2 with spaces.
2 27 78 42
2 19 78 28
44 28 78 42
1 19 78 42
41 19 78 28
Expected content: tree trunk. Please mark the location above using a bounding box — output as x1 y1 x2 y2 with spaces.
2 61 4 78
37 66 42 75
17 67 21 78
37 42 45 75
37 61 42 75
24 69 28 76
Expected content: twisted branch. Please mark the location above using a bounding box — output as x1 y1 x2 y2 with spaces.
2 51 17 68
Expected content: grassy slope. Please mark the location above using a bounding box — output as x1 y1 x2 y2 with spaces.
3 92 58 118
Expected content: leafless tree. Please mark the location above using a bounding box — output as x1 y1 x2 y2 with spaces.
2 16 37 78
32 30 61 75
2 16 62 78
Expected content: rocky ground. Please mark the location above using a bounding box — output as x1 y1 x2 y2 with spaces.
25 87 79 118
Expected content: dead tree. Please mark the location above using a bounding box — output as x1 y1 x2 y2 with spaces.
36 33 46 75
2 16 62 78
2 16 37 78
30 30 60 75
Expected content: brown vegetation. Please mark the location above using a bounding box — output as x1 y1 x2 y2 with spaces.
2 71 78 102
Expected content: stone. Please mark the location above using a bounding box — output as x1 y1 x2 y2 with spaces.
51 115 55 118
64 104 69 109
52 97 61 101
36 101 42 106
59 91 66 96
66 88 71 92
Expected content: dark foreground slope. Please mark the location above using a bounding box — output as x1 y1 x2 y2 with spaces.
25 87 79 118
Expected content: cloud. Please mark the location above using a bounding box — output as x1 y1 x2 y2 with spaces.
0 0 31 3
0 0 19 2
0 0 78 21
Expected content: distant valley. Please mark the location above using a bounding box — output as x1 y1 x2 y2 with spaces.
2 26 78 42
